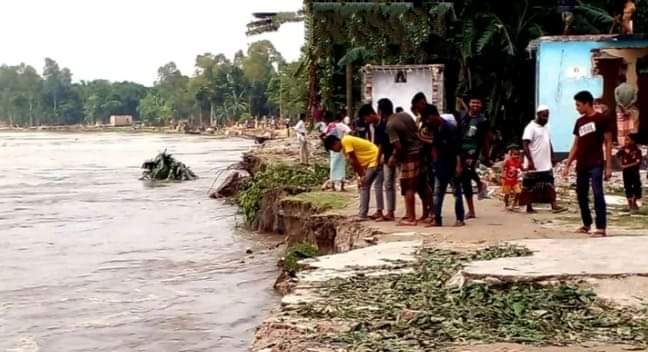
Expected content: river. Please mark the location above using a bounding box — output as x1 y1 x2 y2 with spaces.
0 132 278 352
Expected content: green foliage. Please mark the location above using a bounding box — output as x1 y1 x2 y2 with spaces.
471 244 533 261
266 60 308 119
236 163 329 223
283 242 319 275
140 150 197 181
284 191 351 212
292 247 648 349
255 0 632 146
0 40 286 127
138 92 173 126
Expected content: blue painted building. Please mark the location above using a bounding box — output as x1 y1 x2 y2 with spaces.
529 35 648 152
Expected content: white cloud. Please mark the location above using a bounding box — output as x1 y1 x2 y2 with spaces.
0 0 304 85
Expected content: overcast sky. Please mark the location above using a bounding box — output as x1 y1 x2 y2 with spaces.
1 0 304 86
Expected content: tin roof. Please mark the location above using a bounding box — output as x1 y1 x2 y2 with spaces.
527 34 648 53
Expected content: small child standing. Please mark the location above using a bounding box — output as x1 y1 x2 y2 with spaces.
617 134 643 212
502 147 523 211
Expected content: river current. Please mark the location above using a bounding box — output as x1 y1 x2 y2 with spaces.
0 132 278 352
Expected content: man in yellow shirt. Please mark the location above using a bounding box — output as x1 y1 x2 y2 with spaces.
324 134 379 220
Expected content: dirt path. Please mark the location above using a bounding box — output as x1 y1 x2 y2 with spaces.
337 186 578 245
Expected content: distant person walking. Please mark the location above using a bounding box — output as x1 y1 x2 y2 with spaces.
293 113 309 165
617 133 643 212
520 105 566 213
459 95 491 219
562 91 614 237
324 134 380 221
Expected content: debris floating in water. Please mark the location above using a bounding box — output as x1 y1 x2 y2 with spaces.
141 150 197 181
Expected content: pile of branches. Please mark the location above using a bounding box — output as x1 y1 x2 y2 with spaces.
141 150 197 181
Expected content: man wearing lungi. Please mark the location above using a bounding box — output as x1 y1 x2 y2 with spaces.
521 105 566 214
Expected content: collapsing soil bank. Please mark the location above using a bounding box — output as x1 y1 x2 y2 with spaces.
218 144 378 255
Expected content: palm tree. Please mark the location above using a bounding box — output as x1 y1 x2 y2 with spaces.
224 90 249 120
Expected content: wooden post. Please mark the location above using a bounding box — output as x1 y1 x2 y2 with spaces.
346 63 353 119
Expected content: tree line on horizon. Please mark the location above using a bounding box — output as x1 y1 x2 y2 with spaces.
0 40 307 127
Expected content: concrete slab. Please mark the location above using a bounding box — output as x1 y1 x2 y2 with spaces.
460 236 648 283
282 240 421 305
298 240 421 282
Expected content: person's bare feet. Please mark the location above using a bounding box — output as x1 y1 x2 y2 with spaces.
417 214 429 222
383 213 395 222
397 219 417 226
369 211 384 220
575 226 591 234
465 212 476 219
351 216 369 223
592 229 607 237
454 221 466 227
425 220 442 227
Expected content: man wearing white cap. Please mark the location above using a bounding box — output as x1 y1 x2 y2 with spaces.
520 105 566 213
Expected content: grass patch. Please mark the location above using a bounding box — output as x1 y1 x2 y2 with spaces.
284 191 352 212
236 163 329 223
289 247 647 350
283 242 319 275
612 213 648 229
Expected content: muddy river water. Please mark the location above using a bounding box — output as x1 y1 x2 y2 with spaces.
0 132 278 352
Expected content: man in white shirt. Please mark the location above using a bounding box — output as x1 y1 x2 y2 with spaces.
293 113 309 164
521 105 566 213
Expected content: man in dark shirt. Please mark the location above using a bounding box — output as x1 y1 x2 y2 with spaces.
377 99 397 221
459 96 491 219
386 110 423 226
421 105 465 227
359 103 389 221
562 90 613 237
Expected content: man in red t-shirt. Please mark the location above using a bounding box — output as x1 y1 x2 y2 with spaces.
562 91 614 236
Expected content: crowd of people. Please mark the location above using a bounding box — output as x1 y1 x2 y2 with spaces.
294 90 643 236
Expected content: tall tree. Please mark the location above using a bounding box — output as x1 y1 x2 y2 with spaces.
241 40 285 117
17 64 43 126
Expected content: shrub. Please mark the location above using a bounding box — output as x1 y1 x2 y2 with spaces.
236 163 329 223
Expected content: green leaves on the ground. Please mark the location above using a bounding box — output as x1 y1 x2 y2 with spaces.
290 247 647 351
471 244 533 261
236 163 329 223
283 242 319 275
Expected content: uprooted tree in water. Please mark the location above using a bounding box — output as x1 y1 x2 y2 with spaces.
141 150 197 181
